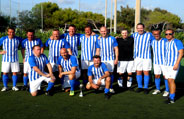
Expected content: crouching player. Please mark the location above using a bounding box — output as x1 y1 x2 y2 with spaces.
57 48 81 96
86 55 111 99
28 45 56 96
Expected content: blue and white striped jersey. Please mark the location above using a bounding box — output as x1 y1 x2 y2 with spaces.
80 34 98 61
132 32 154 59
45 39 70 64
28 54 49 81
57 55 79 72
22 38 44 62
165 39 184 66
96 36 118 61
0 36 22 62
61 33 81 57
88 63 109 80
151 38 167 65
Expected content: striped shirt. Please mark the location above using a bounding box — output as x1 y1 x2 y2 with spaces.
96 36 118 61
165 39 183 66
22 38 44 62
0 36 22 62
57 55 79 72
133 32 153 59
61 33 81 57
80 34 98 61
28 54 49 81
88 63 109 80
151 38 167 65
45 39 70 64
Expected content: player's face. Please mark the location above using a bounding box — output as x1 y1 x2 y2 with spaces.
33 46 41 56
100 27 107 37
121 30 128 39
52 31 60 40
69 27 76 36
137 25 144 34
8 29 15 39
152 30 161 40
85 27 92 36
27 32 34 40
60 49 68 59
165 30 174 40
93 58 101 67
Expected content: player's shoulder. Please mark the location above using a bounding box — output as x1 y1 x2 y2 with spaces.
101 62 107 67
69 55 77 59
88 64 94 69
109 35 115 39
173 38 183 44
40 54 48 58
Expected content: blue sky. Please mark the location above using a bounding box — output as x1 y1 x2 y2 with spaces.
1 0 184 22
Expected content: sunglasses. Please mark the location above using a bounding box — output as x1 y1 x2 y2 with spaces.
165 33 173 36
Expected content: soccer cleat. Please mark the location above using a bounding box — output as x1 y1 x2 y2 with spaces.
144 89 149 94
12 86 19 91
69 91 75 96
127 81 132 88
163 91 169 97
98 86 104 91
109 88 115 93
136 88 143 93
104 93 111 100
165 98 175 104
1 87 8 92
152 89 161 95
117 79 123 87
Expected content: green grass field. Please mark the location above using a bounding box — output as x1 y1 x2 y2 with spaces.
0 51 184 119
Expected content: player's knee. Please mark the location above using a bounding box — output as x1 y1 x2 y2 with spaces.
106 77 111 82
24 73 28 77
31 92 37 97
155 75 160 79
68 74 75 80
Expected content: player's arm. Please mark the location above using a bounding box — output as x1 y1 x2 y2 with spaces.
0 50 6 55
41 47 44 54
46 63 56 80
58 65 63 78
173 49 183 70
67 48 72 55
88 76 93 84
96 48 100 55
60 66 77 75
33 66 50 77
21 48 25 62
114 46 119 65
0 37 6 54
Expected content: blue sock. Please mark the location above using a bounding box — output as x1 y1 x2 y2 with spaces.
12 75 18 87
164 79 169 92
136 75 142 88
144 75 149 89
129 77 133 82
155 78 160 90
23 76 28 86
83 79 88 85
110 75 114 88
169 93 175 100
2 75 8 87
70 79 75 91
75 80 80 86
104 88 109 94
46 82 54 91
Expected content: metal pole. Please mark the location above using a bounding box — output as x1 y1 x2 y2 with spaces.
105 0 107 27
114 0 117 33
110 0 113 34
134 0 141 32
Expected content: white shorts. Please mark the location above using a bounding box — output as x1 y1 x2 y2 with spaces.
29 76 52 93
153 64 166 75
117 61 134 73
134 58 152 71
50 63 58 72
1 61 20 73
81 60 93 69
63 71 81 88
23 61 30 73
102 60 114 72
88 78 105 86
165 66 179 80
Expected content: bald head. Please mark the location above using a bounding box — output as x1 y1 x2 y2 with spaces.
60 48 68 59
100 26 108 37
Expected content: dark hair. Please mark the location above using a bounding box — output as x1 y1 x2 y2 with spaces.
8 27 15 32
137 23 145 28
152 28 161 33
93 55 101 60
165 28 174 34
69 24 76 29
85 25 92 30
32 45 40 50
121 29 128 33
53 29 60 32
27 29 35 34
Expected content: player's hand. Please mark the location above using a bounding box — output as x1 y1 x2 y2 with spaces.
50 74 56 80
98 36 101 40
173 63 179 70
23 58 25 63
115 36 119 39
97 78 101 86
50 35 54 40
45 74 51 78
92 83 99 89
59 73 63 78
0 50 6 55
114 59 118 65
91 32 96 36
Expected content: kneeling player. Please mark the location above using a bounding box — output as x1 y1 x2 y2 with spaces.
57 48 81 96
86 55 111 99
28 45 56 96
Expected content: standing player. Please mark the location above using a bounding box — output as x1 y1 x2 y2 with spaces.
151 29 169 96
116 29 134 88
80 26 98 86
96 26 119 93
21 29 44 90
0 27 22 91
86 55 111 99
28 45 55 96
132 23 154 94
45 29 72 82
164 29 183 104
57 48 81 96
